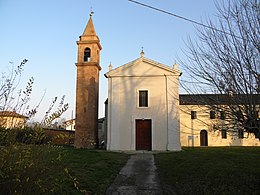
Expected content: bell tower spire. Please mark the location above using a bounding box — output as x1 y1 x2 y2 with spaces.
75 13 102 148
82 11 96 36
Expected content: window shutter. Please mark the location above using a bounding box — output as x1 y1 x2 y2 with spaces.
210 111 216 119
191 111 197 119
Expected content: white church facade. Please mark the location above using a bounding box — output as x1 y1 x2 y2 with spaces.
105 51 182 151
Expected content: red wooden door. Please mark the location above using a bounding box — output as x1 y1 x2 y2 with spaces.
136 119 152 150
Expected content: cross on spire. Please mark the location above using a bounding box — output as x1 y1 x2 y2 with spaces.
140 47 145 57
90 7 94 16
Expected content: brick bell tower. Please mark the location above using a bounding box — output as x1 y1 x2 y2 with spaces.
75 13 102 148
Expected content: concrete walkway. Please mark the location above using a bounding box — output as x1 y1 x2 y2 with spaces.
105 153 164 195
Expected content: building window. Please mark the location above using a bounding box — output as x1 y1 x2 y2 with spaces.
210 111 216 119
238 129 244 139
84 47 91 62
139 90 148 107
220 111 225 120
191 111 197 119
222 129 227 139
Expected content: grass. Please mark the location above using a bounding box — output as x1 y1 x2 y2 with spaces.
0 145 129 194
155 147 260 195
60 147 129 194
2 146 259 194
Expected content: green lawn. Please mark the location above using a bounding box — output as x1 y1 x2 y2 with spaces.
61 147 129 194
155 147 260 195
0 145 129 194
2 146 259 194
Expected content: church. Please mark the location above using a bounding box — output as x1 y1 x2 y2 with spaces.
73 14 259 151
105 52 182 151
74 14 181 151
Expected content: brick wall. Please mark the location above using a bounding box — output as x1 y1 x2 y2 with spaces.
44 129 75 145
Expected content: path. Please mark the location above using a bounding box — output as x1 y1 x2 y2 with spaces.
105 153 164 195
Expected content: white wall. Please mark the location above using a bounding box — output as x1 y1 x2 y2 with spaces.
106 58 181 151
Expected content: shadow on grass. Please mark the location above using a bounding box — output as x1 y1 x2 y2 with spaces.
155 147 260 195
0 145 129 194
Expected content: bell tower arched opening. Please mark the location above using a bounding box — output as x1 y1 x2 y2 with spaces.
84 47 91 62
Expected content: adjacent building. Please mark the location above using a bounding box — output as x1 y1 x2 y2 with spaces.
179 94 260 147
0 111 28 129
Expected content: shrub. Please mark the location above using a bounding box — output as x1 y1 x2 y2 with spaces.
15 127 51 145
0 127 16 146
0 145 73 194
0 127 51 146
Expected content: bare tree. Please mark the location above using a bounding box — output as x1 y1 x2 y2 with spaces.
181 0 260 139
0 59 31 112
0 59 35 127
41 95 69 128
0 60 68 128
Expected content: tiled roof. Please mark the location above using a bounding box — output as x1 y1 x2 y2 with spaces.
0 111 28 118
179 94 260 105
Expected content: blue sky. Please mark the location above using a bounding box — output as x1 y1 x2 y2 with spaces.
0 0 219 121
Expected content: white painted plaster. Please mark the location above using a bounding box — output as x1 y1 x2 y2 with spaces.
105 57 181 151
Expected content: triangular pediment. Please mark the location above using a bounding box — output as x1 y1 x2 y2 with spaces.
105 57 181 78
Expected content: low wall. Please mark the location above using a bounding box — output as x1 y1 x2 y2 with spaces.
44 129 75 145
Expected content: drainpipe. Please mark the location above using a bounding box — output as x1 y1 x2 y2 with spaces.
108 76 112 150
191 114 194 147
191 106 194 148
164 74 169 149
